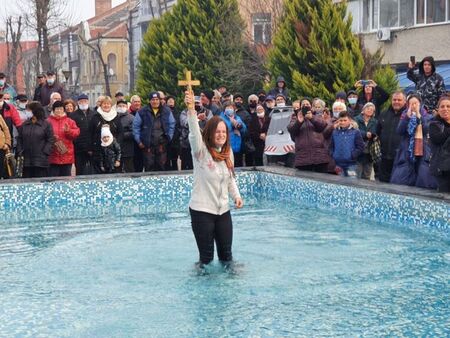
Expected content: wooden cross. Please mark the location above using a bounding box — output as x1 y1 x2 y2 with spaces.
178 70 200 110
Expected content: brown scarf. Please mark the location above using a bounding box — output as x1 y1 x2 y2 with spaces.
208 146 235 176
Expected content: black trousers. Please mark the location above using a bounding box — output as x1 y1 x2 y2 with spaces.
180 147 193 170
142 144 167 172
189 208 233 265
378 158 394 182
436 172 450 193
49 164 72 177
23 166 48 178
75 151 90 176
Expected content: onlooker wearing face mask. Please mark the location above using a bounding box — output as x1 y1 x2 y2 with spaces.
0 92 22 142
128 95 144 172
247 94 259 114
346 90 361 118
117 100 135 173
275 94 287 107
179 95 212 170
39 71 64 107
70 93 95 175
0 72 17 101
200 90 220 116
248 104 267 166
219 101 247 167
165 95 181 171
33 73 46 102
15 94 32 123
234 93 253 167
257 90 266 105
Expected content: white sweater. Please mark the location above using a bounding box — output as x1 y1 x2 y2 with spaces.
187 112 241 215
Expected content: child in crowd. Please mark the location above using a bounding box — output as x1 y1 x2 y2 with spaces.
99 125 121 173
330 111 364 177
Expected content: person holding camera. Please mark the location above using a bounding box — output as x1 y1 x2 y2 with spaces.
407 56 446 114
287 100 331 172
390 94 436 189
354 79 389 117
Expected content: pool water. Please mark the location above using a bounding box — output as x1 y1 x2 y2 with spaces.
0 194 449 337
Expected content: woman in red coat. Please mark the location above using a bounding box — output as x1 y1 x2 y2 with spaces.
47 101 80 176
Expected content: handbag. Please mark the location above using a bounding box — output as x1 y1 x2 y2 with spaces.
4 150 16 178
369 138 382 163
54 139 68 155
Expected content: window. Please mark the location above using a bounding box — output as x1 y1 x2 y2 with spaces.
400 0 414 26
427 0 446 23
107 53 117 81
350 0 449 32
252 13 271 45
380 0 399 28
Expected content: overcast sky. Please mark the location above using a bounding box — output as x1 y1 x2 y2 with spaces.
2 0 126 36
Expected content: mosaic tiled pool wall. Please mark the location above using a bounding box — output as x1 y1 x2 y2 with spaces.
0 173 260 223
0 172 448 231
258 173 450 231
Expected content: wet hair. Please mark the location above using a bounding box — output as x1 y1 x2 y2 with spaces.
202 116 231 151
27 101 46 120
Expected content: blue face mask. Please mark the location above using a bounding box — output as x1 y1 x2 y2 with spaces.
224 108 234 117
348 97 357 105
0 80 4 86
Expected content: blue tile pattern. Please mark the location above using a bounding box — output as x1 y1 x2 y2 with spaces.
0 172 448 231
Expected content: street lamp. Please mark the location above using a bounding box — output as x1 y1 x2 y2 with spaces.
62 70 71 83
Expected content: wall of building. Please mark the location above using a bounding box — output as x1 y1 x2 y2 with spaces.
361 23 450 66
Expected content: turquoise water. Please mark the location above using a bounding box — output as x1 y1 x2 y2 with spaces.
0 196 449 337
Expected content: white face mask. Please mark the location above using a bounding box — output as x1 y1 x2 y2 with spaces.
257 111 265 118
116 107 127 114
277 102 286 107
4 100 10 105
18 102 27 109
79 104 89 111
333 111 340 119
348 97 357 105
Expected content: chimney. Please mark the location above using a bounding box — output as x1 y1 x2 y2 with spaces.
95 0 112 17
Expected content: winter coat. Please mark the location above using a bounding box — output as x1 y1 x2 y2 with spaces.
100 139 121 172
70 108 95 153
88 112 123 159
407 57 446 112
0 114 12 149
220 112 247 153
132 105 175 148
39 83 64 107
0 103 23 135
268 76 290 102
355 114 378 161
118 112 135 158
357 85 389 117
377 105 405 160
248 114 267 154
0 83 17 101
17 118 55 168
47 114 80 165
179 107 212 149
287 115 330 167
429 116 450 176
330 126 365 168
390 110 437 189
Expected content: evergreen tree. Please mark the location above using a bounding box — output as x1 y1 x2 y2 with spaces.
136 0 258 100
267 0 364 103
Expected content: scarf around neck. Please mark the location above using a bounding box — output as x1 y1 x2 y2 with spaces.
98 107 117 122
208 145 235 177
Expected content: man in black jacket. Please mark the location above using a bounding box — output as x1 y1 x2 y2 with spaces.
70 94 95 175
377 91 407 182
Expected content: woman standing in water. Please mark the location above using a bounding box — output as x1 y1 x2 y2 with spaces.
186 91 243 268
